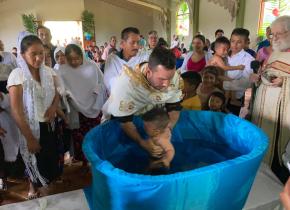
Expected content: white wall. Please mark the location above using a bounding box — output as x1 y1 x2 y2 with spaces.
0 0 84 51
244 0 261 49
199 0 236 43
84 0 154 47
0 0 261 52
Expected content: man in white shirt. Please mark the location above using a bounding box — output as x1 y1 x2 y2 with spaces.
223 28 254 115
101 36 117 60
0 40 17 93
104 27 150 93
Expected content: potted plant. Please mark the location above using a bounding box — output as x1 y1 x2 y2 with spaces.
21 14 38 34
81 10 95 40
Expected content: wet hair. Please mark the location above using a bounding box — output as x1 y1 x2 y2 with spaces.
215 29 224 36
181 71 202 89
193 34 206 45
20 35 43 54
148 30 158 36
156 37 168 48
121 27 140 41
214 36 230 49
202 66 220 78
148 47 176 70
231 28 249 41
142 107 169 130
65 44 83 57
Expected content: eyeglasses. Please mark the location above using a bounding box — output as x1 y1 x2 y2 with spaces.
270 31 289 38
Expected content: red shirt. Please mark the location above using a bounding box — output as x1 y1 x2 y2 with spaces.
186 57 206 72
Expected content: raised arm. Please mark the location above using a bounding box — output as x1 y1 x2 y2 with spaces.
215 57 245 71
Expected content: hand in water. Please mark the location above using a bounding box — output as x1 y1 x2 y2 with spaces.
150 159 170 169
141 139 163 158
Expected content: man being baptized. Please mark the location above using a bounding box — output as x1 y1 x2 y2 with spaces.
142 107 175 175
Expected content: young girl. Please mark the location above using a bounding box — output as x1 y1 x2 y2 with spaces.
207 91 228 113
197 66 223 109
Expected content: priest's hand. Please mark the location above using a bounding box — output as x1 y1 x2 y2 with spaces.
271 77 283 87
140 140 163 158
27 137 41 154
249 73 260 83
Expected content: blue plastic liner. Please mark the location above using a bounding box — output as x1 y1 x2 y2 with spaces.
83 111 268 210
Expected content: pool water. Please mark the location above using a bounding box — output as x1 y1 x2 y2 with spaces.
108 139 243 175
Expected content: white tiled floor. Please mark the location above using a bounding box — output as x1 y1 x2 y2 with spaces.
0 164 283 210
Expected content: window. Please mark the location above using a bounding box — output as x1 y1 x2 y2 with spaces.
176 1 190 36
258 0 290 37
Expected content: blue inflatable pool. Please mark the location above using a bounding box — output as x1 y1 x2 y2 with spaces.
83 111 268 210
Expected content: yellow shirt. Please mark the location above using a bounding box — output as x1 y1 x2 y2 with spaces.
181 95 202 110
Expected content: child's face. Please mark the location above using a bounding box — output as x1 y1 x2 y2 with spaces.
209 95 223 111
56 51 66 65
215 44 229 58
183 80 196 98
230 35 246 55
202 72 216 87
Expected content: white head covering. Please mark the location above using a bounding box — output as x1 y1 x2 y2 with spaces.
53 46 65 61
16 31 56 186
59 43 107 124
53 46 65 70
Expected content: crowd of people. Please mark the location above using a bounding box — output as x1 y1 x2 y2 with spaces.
0 15 290 206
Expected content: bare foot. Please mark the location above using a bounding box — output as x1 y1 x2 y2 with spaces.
27 182 39 200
